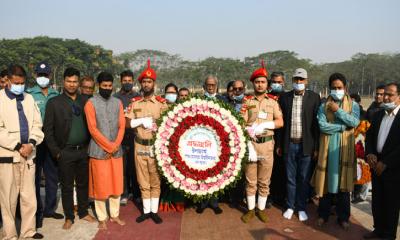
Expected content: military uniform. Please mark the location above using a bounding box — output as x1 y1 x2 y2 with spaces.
242 94 282 197
240 61 283 223
125 60 168 223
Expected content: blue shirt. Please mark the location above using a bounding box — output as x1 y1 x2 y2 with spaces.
317 101 360 193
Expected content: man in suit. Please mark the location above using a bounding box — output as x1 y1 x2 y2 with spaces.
365 82 400 240
276 68 320 221
44 67 96 229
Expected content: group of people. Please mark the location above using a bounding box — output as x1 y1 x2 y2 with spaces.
0 59 399 240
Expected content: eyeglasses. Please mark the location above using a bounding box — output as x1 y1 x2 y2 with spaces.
72 104 81 116
233 87 244 91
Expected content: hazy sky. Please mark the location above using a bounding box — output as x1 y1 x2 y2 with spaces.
1 0 399 63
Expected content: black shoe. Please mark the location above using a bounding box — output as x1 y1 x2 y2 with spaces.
351 198 364 204
150 212 163 224
136 213 150 223
30 233 44 239
212 206 223 215
196 207 205 214
43 212 64 219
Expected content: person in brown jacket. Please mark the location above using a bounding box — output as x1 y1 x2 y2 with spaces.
0 65 44 239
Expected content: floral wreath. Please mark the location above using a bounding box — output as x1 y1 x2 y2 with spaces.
154 96 248 202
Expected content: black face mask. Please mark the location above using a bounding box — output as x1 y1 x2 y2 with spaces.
122 83 133 92
99 88 112 99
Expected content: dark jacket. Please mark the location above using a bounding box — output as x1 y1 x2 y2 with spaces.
276 90 321 156
365 108 400 179
366 101 383 122
43 92 89 158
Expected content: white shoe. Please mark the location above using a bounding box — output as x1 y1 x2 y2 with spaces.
283 208 294 220
298 211 308 222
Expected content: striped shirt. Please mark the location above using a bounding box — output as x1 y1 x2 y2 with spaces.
290 94 303 139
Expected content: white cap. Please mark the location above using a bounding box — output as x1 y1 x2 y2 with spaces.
293 68 308 79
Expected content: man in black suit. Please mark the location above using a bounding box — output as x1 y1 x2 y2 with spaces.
365 82 400 240
44 67 96 229
276 68 320 222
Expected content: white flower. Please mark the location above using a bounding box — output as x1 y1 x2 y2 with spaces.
173 182 180 188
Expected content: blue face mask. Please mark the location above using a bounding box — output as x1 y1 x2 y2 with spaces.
234 94 244 101
330 89 345 101
165 93 177 103
270 83 283 93
10 84 25 95
293 83 305 91
204 92 216 99
382 101 397 111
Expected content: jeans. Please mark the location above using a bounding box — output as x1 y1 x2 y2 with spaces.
35 143 59 222
285 142 313 211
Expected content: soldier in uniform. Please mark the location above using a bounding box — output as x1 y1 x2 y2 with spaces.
126 60 168 224
240 61 284 223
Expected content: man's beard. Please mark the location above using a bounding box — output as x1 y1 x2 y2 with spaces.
143 88 154 96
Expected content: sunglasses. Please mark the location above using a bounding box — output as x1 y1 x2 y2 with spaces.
233 87 244 91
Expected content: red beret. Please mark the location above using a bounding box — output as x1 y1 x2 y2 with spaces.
250 59 268 82
138 59 157 82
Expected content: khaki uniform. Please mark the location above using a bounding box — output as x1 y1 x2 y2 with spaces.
241 94 282 197
126 95 168 200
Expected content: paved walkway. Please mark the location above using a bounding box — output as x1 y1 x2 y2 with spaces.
1 191 399 239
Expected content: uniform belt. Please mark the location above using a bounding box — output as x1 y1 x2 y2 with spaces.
290 138 303 144
135 137 155 146
254 136 273 144
65 144 86 150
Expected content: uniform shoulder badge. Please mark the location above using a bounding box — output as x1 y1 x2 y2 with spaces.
131 96 143 102
266 93 278 101
155 95 167 103
244 95 254 101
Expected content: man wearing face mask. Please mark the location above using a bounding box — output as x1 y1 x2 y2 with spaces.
84 72 126 229
268 72 285 100
267 71 286 208
203 75 222 100
364 83 400 240
229 80 246 113
26 62 63 228
0 64 44 239
276 68 320 221
113 70 140 206
312 73 359 230
126 60 168 224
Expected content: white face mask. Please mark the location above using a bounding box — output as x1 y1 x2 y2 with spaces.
330 89 345 101
36 77 50 88
382 101 397 111
165 93 177 103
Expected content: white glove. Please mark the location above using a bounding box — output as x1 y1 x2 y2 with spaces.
130 117 152 128
142 117 153 129
254 121 275 135
247 141 258 162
